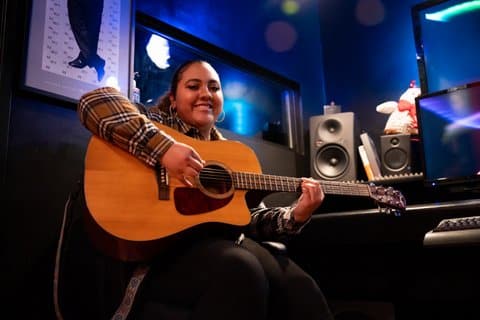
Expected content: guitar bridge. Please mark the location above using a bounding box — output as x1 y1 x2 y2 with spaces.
156 165 170 200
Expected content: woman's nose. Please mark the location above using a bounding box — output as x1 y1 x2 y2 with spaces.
199 86 212 99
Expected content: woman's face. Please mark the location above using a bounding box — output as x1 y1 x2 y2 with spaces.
171 61 224 132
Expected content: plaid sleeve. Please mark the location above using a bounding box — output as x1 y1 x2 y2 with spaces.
247 203 311 242
77 86 174 166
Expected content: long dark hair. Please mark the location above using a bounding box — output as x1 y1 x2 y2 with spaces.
156 60 207 112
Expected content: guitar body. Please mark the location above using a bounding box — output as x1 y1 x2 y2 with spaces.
84 124 261 261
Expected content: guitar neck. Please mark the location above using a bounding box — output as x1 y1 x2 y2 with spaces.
232 172 371 197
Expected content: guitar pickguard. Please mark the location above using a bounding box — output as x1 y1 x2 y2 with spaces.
174 187 234 215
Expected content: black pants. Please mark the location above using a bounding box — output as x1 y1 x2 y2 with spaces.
58 184 333 320
131 237 333 320
67 0 104 66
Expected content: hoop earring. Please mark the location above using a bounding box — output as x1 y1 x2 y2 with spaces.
216 110 225 123
169 102 176 114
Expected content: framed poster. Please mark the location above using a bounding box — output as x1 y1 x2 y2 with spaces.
23 0 133 103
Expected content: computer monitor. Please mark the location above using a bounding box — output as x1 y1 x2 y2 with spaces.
412 0 480 94
415 81 480 193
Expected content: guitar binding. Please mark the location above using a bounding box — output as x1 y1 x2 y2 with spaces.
195 161 235 200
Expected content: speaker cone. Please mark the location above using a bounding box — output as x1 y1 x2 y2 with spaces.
313 144 349 180
317 118 343 142
384 149 408 171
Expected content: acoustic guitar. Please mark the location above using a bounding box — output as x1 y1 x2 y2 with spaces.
83 123 406 261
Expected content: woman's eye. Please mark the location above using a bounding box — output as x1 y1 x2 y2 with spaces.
186 84 220 92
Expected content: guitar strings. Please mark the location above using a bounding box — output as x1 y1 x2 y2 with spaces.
198 167 369 187
199 168 354 185
196 167 373 196
192 169 403 208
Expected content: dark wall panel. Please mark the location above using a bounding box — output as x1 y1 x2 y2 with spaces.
5 96 89 317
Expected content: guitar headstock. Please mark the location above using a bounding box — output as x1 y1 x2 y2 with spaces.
367 184 407 214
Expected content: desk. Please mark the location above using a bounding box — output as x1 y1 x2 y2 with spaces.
309 198 480 245
289 198 480 320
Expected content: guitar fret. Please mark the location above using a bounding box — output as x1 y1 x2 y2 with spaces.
264 174 271 190
285 181 295 191
283 177 289 191
241 172 247 189
233 172 243 189
240 172 246 189
274 176 280 190
234 172 242 189
263 174 271 191
278 176 285 191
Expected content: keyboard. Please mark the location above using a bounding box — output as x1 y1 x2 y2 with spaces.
424 216 480 247
433 216 480 232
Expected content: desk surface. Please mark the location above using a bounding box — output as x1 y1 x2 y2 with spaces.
310 198 480 248
315 198 480 219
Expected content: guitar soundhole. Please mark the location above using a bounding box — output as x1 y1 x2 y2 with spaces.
197 163 234 199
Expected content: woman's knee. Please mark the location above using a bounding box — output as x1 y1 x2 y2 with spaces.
198 244 269 319
218 245 269 292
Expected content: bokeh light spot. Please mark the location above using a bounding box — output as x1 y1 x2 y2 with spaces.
282 0 300 15
264 21 298 52
355 0 385 26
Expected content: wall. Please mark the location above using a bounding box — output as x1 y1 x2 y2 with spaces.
2 0 430 318
136 0 423 138
135 0 327 130
135 0 425 180
0 0 10 190
2 1 94 317
319 0 421 138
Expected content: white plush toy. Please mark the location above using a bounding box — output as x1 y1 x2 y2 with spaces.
376 81 421 135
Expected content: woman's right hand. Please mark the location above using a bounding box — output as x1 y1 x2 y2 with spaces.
161 142 205 186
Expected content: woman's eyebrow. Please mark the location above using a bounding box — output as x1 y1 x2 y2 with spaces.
184 78 220 85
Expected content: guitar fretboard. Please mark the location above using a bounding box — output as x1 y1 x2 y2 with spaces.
233 172 371 197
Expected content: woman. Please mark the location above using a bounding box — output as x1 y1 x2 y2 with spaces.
76 60 334 320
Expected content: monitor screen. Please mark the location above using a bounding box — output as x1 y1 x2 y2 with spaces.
416 81 480 190
412 0 480 94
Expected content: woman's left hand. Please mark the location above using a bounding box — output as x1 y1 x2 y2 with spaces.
293 178 324 223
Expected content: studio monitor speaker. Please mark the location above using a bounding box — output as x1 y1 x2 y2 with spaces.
309 112 356 181
380 134 411 175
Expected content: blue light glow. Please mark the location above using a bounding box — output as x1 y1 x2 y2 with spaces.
223 99 263 136
422 98 480 130
146 35 170 69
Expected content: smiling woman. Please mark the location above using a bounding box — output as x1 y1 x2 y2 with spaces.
133 12 304 154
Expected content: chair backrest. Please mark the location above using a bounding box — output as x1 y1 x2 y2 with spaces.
54 181 130 319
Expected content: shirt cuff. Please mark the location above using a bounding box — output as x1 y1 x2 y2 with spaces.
283 207 311 234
